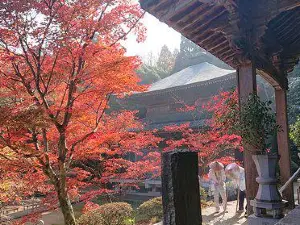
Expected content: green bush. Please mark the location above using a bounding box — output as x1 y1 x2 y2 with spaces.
77 211 103 225
200 186 207 201
136 197 163 223
291 116 300 147
77 202 133 225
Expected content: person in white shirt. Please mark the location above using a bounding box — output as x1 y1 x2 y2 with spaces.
225 163 246 212
208 161 227 213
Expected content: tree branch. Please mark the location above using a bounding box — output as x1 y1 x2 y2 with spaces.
67 93 112 166
109 12 145 47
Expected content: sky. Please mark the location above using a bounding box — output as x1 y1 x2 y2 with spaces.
124 13 181 61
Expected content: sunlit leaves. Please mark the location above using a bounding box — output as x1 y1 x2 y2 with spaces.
237 94 279 153
0 0 148 220
164 90 242 173
290 116 300 147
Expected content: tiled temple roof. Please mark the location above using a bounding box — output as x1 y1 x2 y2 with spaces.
148 62 235 91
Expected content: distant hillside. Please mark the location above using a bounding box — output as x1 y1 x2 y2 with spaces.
288 63 300 124
136 65 162 85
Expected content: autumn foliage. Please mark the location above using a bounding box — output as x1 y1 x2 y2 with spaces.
78 202 133 225
0 0 160 224
0 0 244 224
163 90 242 173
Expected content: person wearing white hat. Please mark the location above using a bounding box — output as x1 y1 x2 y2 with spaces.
225 163 246 212
208 161 227 213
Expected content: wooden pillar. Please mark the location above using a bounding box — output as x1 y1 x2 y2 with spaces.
237 62 258 214
275 88 294 207
162 150 202 225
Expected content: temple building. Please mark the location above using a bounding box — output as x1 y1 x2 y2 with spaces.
112 62 273 200
138 1 300 224
117 62 273 130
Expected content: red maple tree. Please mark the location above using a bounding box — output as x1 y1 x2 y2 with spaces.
0 1 160 224
163 90 242 174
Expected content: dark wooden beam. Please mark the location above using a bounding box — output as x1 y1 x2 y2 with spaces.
223 51 236 62
198 0 237 11
169 1 202 22
175 3 209 25
277 17 300 39
275 88 294 207
237 62 258 215
156 0 196 21
286 33 300 46
180 6 221 32
278 0 300 12
215 46 231 57
190 10 228 35
207 38 228 52
198 31 220 45
204 35 225 48
153 0 173 11
255 54 287 89
257 70 282 90
139 0 160 10
268 9 295 29
153 0 180 18
280 22 300 43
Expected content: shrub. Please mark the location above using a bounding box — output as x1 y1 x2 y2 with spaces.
200 187 207 201
136 197 163 223
291 116 300 147
77 209 104 225
77 202 133 225
235 94 279 154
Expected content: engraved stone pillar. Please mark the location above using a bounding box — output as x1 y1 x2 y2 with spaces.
162 150 202 225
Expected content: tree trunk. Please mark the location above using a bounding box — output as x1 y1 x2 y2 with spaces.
57 190 77 225
55 131 76 225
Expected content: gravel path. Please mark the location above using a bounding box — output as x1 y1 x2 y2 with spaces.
40 209 64 225
154 200 247 225
41 200 246 225
202 201 247 225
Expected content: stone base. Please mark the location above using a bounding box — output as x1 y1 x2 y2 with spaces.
248 215 280 225
250 200 288 218
250 200 288 209
276 205 300 225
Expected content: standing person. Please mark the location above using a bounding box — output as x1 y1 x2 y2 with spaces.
208 161 227 213
225 163 246 212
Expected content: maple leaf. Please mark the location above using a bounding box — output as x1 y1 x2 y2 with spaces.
0 1 152 224
163 90 242 174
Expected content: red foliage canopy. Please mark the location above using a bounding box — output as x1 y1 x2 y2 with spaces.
0 0 159 224
163 90 242 174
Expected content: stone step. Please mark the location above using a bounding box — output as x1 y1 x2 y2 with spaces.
276 205 300 225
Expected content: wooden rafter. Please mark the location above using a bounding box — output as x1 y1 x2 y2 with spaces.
140 0 300 88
